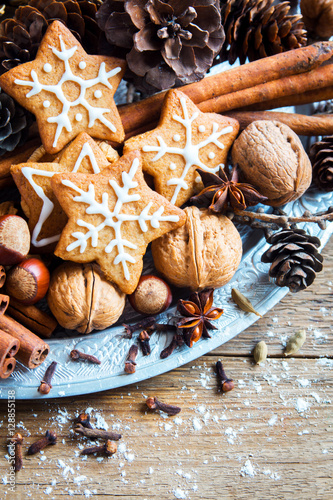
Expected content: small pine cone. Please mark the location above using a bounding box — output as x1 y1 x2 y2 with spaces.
97 0 225 94
261 228 323 293
309 136 333 191
301 0 333 40
0 91 33 155
219 0 307 65
0 0 102 74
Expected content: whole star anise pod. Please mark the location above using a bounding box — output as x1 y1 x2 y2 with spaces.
190 165 267 213
177 288 223 348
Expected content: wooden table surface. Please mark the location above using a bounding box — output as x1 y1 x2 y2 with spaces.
0 239 332 500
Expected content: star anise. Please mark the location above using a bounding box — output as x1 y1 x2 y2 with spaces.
190 165 267 213
177 288 223 348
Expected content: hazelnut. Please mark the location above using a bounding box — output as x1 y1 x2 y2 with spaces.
231 120 312 207
151 206 242 290
0 215 30 265
6 257 50 305
128 275 172 315
47 262 126 334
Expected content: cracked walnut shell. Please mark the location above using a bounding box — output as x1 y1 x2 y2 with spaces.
47 262 126 334
151 206 242 290
231 121 312 207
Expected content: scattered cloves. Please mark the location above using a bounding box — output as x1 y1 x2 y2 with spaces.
70 349 101 365
215 360 235 393
125 344 138 374
81 440 117 456
123 317 157 338
145 396 181 416
74 423 121 441
38 361 57 395
74 413 93 429
160 333 184 359
139 330 151 356
8 432 23 472
27 430 57 455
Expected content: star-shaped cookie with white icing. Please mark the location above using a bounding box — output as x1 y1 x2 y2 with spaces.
11 132 117 251
124 90 239 207
51 150 186 294
0 21 126 154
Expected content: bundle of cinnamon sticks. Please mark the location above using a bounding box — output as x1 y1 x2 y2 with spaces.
119 41 333 138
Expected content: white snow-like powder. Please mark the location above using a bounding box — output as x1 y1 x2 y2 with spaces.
173 487 187 499
73 475 87 484
44 486 52 495
295 398 311 413
192 418 202 431
297 379 310 388
268 415 278 426
95 413 109 430
240 460 256 477
148 467 154 475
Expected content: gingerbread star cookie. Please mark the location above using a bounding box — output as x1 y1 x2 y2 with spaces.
51 150 186 294
0 21 126 154
124 90 239 207
11 132 117 251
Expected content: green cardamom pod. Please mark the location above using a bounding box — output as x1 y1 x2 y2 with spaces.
284 330 306 356
231 288 262 317
253 340 268 364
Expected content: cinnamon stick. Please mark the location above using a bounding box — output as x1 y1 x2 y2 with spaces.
119 41 333 134
238 86 333 112
0 329 20 379
0 266 5 289
226 111 333 136
7 299 57 338
0 315 49 368
198 64 333 115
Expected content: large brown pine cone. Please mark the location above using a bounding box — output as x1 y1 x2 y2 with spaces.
97 0 225 94
219 0 307 65
0 0 102 74
261 228 323 293
0 91 33 155
309 136 333 191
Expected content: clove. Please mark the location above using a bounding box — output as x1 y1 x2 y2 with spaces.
124 344 138 374
27 430 57 455
160 333 184 359
38 361 57 395
74 413 93 429
139 330 151 356
74 423 121 441
81 440 117 456
145 396 181 416
215 360 234 393
8 432 23 472
123 317 157 338
70 349 101 365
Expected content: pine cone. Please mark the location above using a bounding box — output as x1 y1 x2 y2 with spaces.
0 0 102 74
219 0 307 65
261 228 323 293
301 0 333 40
0 91 33 155
97 0 225 94
309 136 333 191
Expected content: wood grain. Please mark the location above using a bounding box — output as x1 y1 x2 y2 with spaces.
0 240 332 499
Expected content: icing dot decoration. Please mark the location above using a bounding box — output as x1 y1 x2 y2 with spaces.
79 61 86 70
195 176 201 183
198 125 205 133
173 134 180 142
43 63 52 73
94 90 102 99
43 100 50 108
76 113 83 122
169 162 177 171
208 152 215 159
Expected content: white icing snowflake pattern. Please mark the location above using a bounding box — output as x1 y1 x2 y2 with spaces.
21 141 101 248
14 35 121 147
62 158 180 280
142 96 234 205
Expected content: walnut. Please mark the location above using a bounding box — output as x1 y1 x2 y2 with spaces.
47 262 126 334
151 206 242 290
231 121 312 207
301 0 333 39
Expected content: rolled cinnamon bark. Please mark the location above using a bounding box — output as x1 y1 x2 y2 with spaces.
226 111 333 136
7 299 57 338
0 315 49 369
0 266 6 289
0 329 20 379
